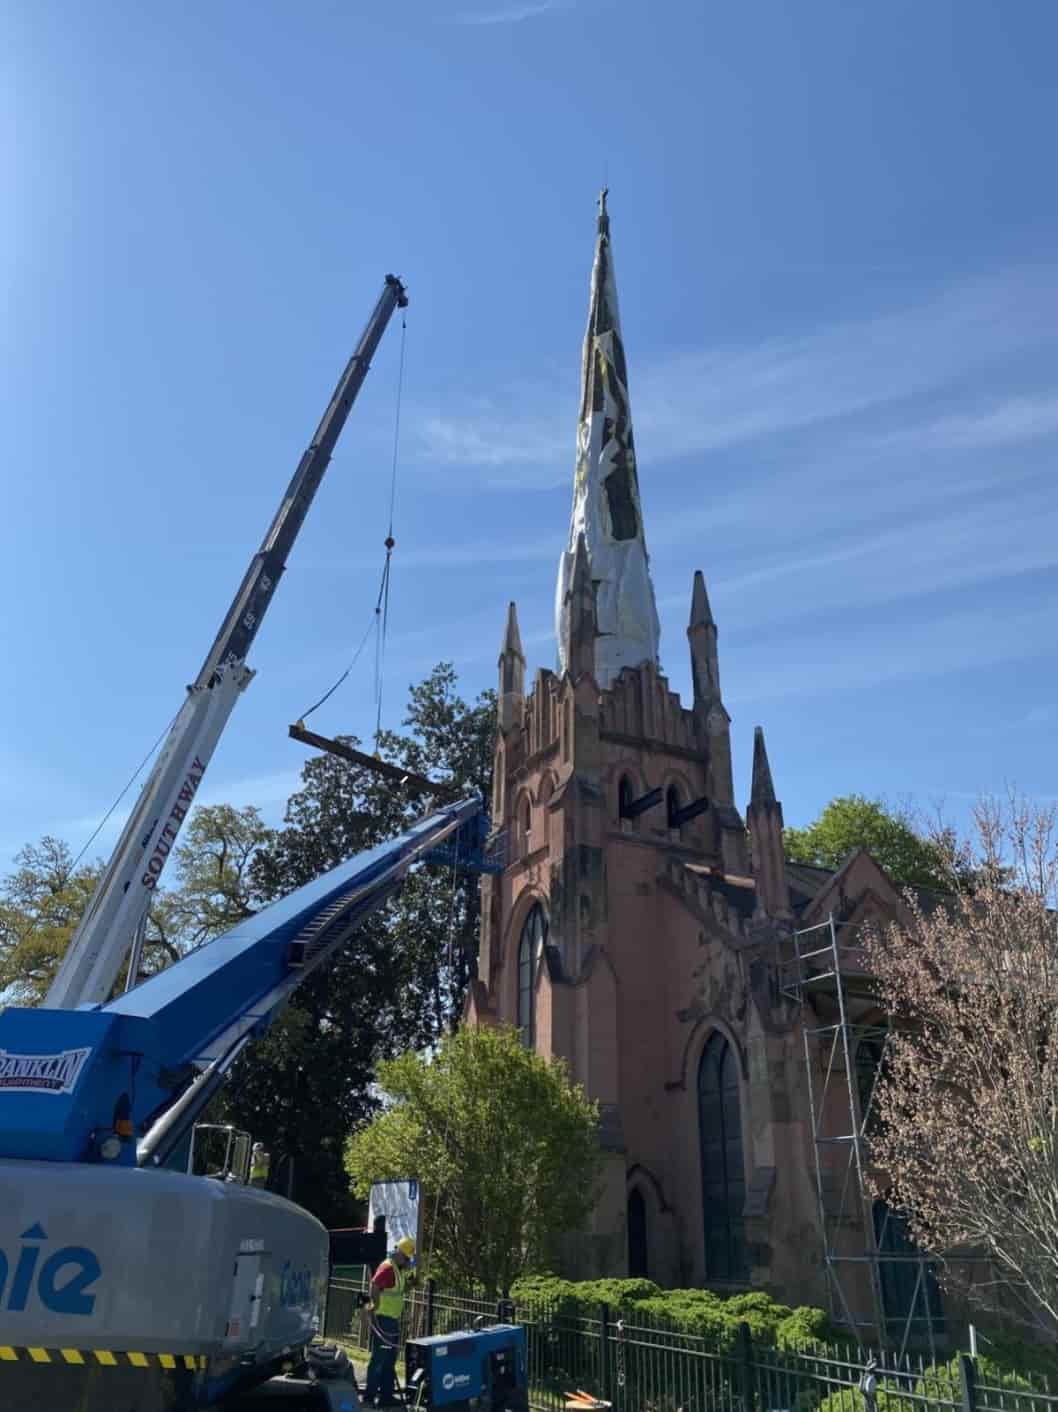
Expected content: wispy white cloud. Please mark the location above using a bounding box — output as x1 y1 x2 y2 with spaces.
872 391 1058 454
649 478 1058 639
451 0 569 23
724 593 1058 705
415 267 1058 486
418 402 568 479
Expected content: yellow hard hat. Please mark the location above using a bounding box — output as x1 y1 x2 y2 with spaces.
396 1237 416 1259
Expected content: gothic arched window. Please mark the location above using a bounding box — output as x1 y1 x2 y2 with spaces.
618 775 634 821
856 1036 886 1134
698 1032 748 1282
667 784 682 830
873 1199 944 1337
517 903 548 1047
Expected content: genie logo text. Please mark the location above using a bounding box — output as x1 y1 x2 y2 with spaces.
0 1225 101 1317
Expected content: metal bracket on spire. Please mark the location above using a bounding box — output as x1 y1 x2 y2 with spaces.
620 786 662 820
672 796 710 828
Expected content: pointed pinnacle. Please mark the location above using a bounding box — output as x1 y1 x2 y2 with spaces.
597 186 610 237
751 726 777 807
500 601 524 661
688 570 715 629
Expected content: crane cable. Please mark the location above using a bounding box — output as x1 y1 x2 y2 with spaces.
70 708 181 873
372 309 406 753
296 312 408 737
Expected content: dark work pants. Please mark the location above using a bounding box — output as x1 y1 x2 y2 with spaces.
364 1313 400 1405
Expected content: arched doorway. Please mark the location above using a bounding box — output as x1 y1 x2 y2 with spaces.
698 1032 748 1281
627 1188 648 1278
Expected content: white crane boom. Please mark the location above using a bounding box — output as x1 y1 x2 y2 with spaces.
45 274 408 1010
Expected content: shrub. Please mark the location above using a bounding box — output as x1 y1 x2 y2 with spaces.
511 1275 832 1355
777 1304 845 1351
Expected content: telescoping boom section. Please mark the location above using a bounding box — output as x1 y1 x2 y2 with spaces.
44 274 408 1016
0 797 484 1171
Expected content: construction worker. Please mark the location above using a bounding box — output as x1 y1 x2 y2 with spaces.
363 1236 415 1408
249 1143 270 1188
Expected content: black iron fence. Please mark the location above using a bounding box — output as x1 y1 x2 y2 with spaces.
324 1277 1058 1412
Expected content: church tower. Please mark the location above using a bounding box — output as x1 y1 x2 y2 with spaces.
467 193 806 1294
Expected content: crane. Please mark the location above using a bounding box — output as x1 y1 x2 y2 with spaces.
0 273 508 1412
46 273 409 1012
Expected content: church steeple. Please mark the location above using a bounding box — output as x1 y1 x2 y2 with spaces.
750 725 777 807
555 190 660 689
497 601 525 734
687 569 734 807
747 726 790 918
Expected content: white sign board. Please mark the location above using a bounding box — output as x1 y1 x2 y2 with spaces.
367 1179 421 1252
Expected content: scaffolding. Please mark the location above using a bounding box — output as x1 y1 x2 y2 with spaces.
780 915 947 1361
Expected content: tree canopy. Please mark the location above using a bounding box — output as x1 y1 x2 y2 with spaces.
345 1024 601 1296
0 838 104 1003
0 662 496 1227
863 796 1058 1333
783 793 951 889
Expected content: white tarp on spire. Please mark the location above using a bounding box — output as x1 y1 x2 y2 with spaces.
556 190 661 688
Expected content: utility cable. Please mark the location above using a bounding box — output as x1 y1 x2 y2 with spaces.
70 709 180 872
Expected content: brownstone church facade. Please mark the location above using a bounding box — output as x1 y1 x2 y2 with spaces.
465 194 942 1346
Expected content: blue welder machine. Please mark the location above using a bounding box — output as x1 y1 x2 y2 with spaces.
404 1325 528 1412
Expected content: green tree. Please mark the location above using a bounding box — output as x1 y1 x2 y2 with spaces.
0 663 496 1225
345 1025 601 1296
164 804 270 949
217 663 496 1224
0 838 104 1002
783 794 950 889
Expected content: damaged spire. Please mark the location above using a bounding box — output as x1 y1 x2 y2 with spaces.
555 189 661 688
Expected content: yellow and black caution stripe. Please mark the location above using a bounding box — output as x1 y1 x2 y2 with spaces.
0 1346 207 1370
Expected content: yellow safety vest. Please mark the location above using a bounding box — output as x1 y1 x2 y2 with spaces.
250 1154 270 1183
375 1260 406 1320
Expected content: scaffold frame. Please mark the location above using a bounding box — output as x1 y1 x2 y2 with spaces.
781 914 949 1361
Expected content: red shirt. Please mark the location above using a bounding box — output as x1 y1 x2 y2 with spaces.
371 1260 397 1291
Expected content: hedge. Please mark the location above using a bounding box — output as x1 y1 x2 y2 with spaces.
508 1275 842 1353
508 1276 1058 1389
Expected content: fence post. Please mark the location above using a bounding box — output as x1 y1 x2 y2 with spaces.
599 1303 611 1404
736 1321 754 1410
958 1353 977 1412
425 1278 435 1338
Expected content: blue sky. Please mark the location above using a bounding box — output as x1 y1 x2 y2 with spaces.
2 0 1057 870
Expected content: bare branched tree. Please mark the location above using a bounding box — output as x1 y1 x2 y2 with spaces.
862 791 1058 1332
